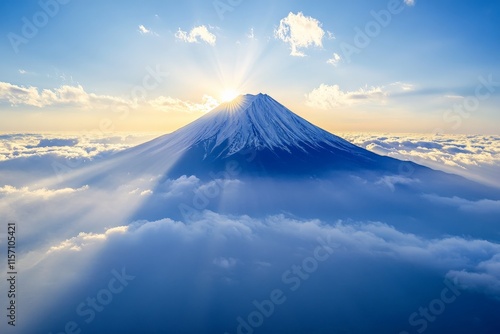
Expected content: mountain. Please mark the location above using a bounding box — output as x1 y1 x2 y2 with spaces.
120 93 415 178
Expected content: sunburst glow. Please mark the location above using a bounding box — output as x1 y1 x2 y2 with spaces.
220 89 240 103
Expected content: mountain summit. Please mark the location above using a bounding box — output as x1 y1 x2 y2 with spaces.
165 93 358 156
121 93 411 178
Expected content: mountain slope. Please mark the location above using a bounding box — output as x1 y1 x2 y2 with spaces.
121 93 411 178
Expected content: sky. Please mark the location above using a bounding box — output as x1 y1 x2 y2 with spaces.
0 0 499 134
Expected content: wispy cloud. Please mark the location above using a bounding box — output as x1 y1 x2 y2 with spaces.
389 81 415 92
247 27 256 40
305 81 416 109
306 84 387 108
47 225 129 253
138 24 158 36
274 12 325 57
18 69 36 75
175 25 216 46
326 53 342 67
0 185 89 199
148 94 218 113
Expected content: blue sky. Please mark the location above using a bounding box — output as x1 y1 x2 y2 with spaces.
0 0 499 133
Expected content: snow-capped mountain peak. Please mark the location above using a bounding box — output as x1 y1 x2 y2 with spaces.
158 93 357 157
120 93 411 178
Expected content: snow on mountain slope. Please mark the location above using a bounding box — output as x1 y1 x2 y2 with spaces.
110 93 414 178
127 94 355 157
168 93 358 155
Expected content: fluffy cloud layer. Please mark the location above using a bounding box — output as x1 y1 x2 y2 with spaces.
38 213 500 272
274 12 325 57
342 133 500 187
1 132 499 333
0 133 155 162
4 211 500 333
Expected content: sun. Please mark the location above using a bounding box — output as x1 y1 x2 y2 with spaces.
220 89 240 103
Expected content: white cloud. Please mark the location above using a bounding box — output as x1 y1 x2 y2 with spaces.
8 208 500 332
175 25 216 46
138 25 150 34
404 0 416 6
18 69 37 75
0 81 46 107
26 212 500 294
326 53 342 67
149 94 219 113
138 24 158 36
444 94 465 100
305 81 417 109
0 82 129 108
0 81 221 115
47 225 129 253
306 84 387 109
0 185 89 199
138 25 149 34
247 27 256 40
28 212 500 268
274 12 325 57
389 81 415 92
341 133 500 188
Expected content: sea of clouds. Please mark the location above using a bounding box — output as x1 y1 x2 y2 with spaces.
0 132 499 334
343 133 500 188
